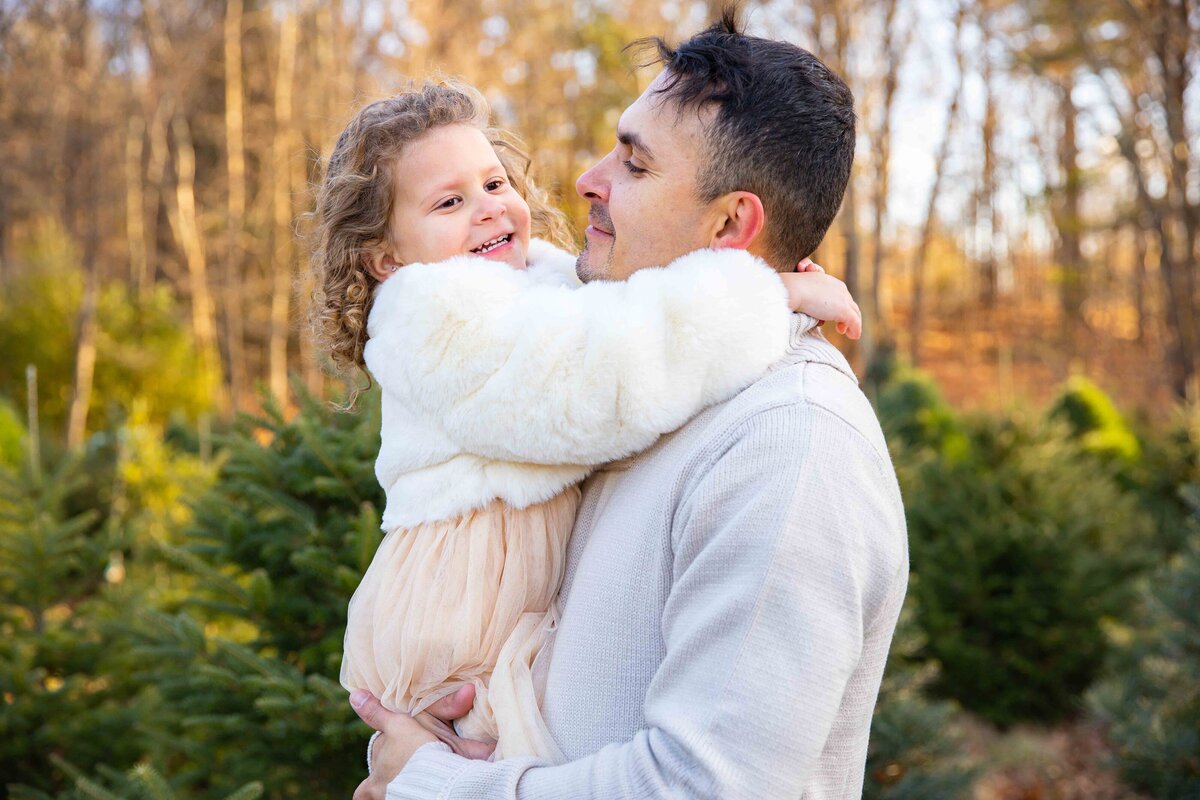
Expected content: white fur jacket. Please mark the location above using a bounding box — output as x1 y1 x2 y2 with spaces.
364 239 813 529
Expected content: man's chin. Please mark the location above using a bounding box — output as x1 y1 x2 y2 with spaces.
575 241 613 283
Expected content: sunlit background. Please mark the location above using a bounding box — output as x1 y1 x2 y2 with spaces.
1 1 1197 798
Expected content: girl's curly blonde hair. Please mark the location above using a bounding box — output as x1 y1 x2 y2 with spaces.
309 81 573 402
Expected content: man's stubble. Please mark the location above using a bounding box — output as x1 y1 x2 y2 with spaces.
575 240 616 284
575 202 617 284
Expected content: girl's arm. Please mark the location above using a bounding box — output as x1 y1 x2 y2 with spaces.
364 247 798 466
780 260 863 339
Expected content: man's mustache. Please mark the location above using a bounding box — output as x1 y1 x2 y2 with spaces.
588 204 614 235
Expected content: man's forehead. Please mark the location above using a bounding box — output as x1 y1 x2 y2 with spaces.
618 79 710 158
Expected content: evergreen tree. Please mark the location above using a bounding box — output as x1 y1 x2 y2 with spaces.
9 756 263 800
0 456 148 798
1049 376 1141 463
864 603 977 799
2 405 217 799
1090 482 1200 799
1052 378 1198 558
881 370 1153 727
0 399 23 469
114 388 384 798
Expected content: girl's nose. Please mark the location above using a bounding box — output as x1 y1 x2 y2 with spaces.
475 196 507 223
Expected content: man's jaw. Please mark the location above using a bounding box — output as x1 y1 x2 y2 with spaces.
576 234 615 283
577 203 616 282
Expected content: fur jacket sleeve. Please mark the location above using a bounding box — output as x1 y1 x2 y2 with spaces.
364 239 809 469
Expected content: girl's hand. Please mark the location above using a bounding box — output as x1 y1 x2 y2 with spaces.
780 260 862 339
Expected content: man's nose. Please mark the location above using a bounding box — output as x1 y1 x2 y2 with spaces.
576 152 612 202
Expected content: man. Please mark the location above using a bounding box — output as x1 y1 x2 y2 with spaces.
352 11 908 799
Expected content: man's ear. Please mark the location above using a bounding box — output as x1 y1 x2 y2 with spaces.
365 248 403 282
709 191 765 252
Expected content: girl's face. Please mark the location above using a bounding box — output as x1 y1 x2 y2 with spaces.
386 124 532 272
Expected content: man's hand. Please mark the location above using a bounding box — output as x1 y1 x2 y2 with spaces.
349 686 495 800
781 258 863 339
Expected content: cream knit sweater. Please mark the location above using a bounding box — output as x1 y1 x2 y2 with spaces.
386 322 910 799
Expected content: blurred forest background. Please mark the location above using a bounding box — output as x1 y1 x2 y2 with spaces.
0 0 1197 798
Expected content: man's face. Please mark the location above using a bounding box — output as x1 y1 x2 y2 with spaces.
575 71 722 282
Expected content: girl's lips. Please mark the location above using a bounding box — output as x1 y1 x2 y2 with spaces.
476 236 517 261
471 233 513 254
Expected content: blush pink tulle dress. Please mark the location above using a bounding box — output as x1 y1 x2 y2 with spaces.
341 490 578 762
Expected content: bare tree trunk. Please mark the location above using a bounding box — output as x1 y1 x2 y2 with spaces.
26 366 40 482
143 102 172 292
1159 0 1198 396
864 0 907 388
873 0 902 340
68 154 102 450
832 2 860 365
306 0 344 398
978 0 999 308
126 115 148 291
167 112 224 412
1055 78 1084 328
61 2 101 450
910 2 967 366
141 1 171 297
66 248 99 449
1133 220 1148 343
0 171 8 282
224 0 248 411
1069 0 1196 397
1123 132 1191 398
269 9 298 406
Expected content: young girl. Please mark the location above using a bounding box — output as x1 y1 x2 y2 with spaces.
311 82 861 764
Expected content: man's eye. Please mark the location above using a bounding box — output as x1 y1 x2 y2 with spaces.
622 160 647 176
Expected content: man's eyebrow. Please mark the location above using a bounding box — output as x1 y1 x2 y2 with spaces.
617 130 655 162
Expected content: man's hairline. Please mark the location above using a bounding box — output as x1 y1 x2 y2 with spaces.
626 70 800 269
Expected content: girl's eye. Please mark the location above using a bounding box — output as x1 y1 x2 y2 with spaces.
486 178 506 191
622 160 647 176
437 197 461 210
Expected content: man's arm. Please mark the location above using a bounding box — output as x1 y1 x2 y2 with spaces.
384 402 908 799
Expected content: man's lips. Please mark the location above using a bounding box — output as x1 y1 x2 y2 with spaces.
587 206 614 238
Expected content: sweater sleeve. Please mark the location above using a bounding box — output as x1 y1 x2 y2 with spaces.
386 403 909 800
363 247 796 466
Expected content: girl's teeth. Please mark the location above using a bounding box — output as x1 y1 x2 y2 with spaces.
474 235 509 254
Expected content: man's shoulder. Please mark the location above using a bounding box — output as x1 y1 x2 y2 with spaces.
705 329 888 461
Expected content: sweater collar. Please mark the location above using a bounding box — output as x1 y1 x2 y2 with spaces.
776 315 860 385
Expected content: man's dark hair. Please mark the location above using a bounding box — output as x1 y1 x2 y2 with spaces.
633 7 855 268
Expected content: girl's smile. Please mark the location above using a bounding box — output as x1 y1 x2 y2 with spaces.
386 124 532 272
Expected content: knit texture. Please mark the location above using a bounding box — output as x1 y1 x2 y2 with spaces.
387 323 910 799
